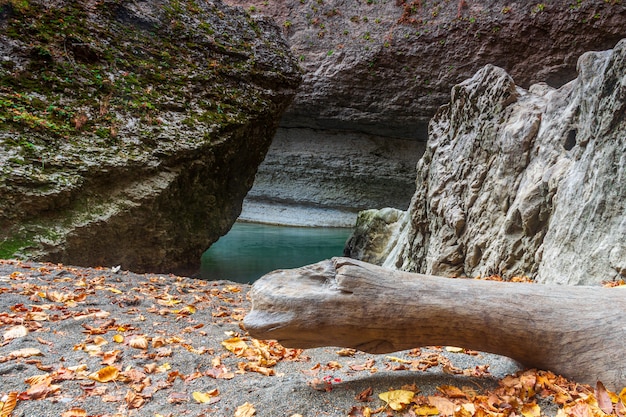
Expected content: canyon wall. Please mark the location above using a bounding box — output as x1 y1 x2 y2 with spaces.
0 0 300 274
226 0 626 226
346 39 626 286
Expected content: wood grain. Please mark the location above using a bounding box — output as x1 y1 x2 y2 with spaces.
244 257 626 389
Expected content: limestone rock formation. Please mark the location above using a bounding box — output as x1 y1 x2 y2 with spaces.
346 39 626 286
238 129 424 227
225 0 626 225
0 0 300 274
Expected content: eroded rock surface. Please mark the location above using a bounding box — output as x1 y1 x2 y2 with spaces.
346 39 626 285
226 0 626 225
0 0 300 274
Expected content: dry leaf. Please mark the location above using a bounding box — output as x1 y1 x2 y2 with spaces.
7 347 43 359
192 389 220 403
3 325 28 341
521 402 541 417
88 366 119 382
0 392 18 417
235 402 256 417
113 334 124 343
222 337 249 356
445 346 464 353
596 381 614 415
125 390 146 409
378 390 415 411
437 385 469 399
129 335 149 349
427 396 456 416
61 408 87 417
412 404 440 415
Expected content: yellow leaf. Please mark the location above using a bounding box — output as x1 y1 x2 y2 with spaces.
156 362 171 373
113 334 124 343
379 390 415 411
521 402 541 417
234 402 256 417
0 392 18 417
192 389 219 403
412 404 439 416
88 366 119 382
3 325 29 341
222 337 249 356
386 356 412 364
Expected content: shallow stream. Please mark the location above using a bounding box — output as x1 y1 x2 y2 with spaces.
200 222 352 283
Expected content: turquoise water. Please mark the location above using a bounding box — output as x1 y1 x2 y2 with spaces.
200 222 353 283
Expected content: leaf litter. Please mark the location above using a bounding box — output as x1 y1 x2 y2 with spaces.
0 259 624 416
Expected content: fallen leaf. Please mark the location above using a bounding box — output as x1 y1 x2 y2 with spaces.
379 389 415 411
521 402 541 417
222 337 249 356
428 396 456 416
0 392 18 417
348 406 372 417
445 346 464 353
88 366 119 382
235 402 256 417
129 335 149 350
413 404 440 415
596 381 614 415
437 385 469 399
356 387 373 402
192 389 220 403
5 347 43 360
113 334 124 343
61 408 87 417
3 325 28 341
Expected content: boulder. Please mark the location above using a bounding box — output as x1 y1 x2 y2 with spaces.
0 0 301 274
346 39 626 285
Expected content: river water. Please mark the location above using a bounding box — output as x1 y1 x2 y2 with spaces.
200 222 353 283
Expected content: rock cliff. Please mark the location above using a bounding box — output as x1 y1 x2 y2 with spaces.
0 0 301 274
346 39 626 286
225 0 626 225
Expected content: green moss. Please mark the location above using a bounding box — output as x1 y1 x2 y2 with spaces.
0 235 35 259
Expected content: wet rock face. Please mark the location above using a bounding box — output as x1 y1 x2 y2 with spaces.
347 39 626 286
0 0 301 274
226 0 626 140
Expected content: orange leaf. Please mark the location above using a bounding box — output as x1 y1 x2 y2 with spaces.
437 385 469 399
61 408 87 417
0 392 18 417
89 366 120 382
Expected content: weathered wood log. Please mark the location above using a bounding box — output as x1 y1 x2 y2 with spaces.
244 257 626 389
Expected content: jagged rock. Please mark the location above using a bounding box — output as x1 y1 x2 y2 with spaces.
225 0 626 224
0 0 301 274
346 39 626 286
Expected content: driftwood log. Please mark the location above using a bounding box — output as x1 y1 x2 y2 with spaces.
244 257 626 389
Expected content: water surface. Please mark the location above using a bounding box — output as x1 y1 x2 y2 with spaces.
200 222 352 283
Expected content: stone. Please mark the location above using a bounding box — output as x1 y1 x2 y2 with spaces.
0 0 301 275
347 39 626 286
225 0 626 225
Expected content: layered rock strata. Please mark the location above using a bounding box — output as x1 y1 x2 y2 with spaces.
346 39 626 286
239 128 424 227
227 0 626 225
0 0 300 274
